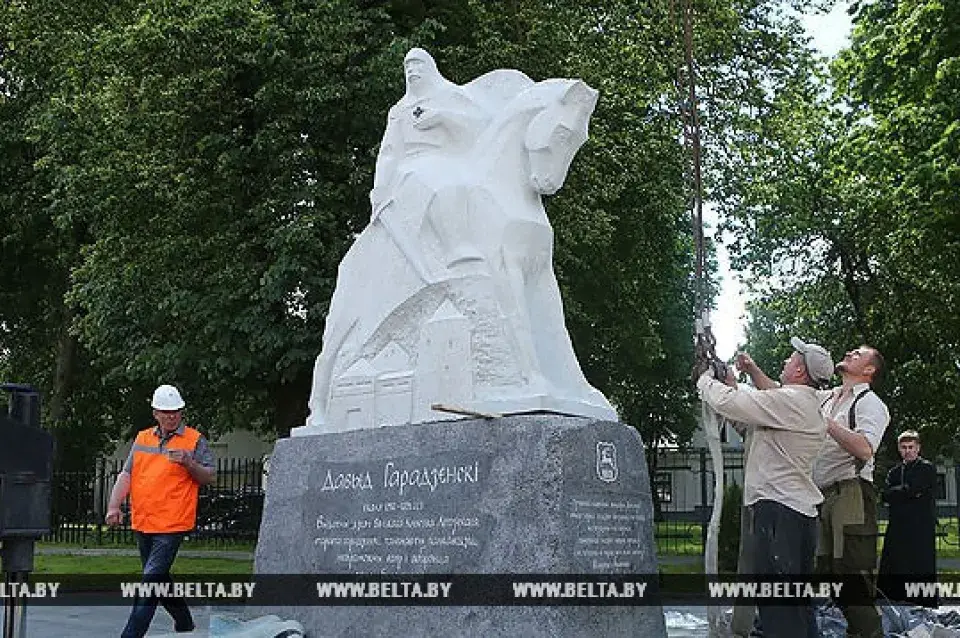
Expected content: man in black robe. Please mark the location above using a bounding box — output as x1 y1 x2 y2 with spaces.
878 430 938 606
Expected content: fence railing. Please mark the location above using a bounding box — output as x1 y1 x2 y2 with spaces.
46 457 265 547
653 449 960 556
47 452 960 556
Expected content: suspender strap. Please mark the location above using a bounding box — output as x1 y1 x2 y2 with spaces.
821 388 874 474
848 388 872 431
849 388 872 474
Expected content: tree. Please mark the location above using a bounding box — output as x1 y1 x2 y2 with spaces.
0 0 122 466
1 0 837 462
724 0 960 458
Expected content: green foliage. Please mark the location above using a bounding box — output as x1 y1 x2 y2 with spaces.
0 0 828 461
724 0 960 459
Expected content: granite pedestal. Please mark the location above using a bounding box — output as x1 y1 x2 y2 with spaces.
253 414 667 637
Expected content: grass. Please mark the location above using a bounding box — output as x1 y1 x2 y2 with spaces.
39 538 256 552
655 521 704 556
656 518 960 559
34 536 254 574
34 553 253 575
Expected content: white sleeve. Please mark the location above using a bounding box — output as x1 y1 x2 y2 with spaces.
697 377 812 432
854 394 890 452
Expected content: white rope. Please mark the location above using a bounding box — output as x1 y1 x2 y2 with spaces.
702 400 726 635
679 0 728 631
696 309 728 636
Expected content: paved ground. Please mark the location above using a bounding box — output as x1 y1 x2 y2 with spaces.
3 603 218 637
3 603 706 637
11 549 957 636
8 604 960 637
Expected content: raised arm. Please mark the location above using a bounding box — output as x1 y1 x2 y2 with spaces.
825 418 873 462
735 352 779 390
697 375 816 432
825 393 888 463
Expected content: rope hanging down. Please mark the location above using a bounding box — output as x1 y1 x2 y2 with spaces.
677 0 729 635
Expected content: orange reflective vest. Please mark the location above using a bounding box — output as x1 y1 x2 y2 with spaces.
129 426 202 533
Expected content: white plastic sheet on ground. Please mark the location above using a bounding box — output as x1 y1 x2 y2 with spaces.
663 604 960 637
208 614 304 637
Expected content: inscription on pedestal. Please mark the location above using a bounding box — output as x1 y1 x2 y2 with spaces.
309 453 493 573
561 422 652 573
568 497 647 571
256 416 667 638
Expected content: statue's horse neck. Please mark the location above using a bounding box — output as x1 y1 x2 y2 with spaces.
471 80 578 204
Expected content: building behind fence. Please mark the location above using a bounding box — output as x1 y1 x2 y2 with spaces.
48 452 960 555
654 448 960 556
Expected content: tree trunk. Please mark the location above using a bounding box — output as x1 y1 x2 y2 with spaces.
836 241 872 341
48 304 76 427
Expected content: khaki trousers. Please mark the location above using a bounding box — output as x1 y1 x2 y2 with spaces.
816 478 882 638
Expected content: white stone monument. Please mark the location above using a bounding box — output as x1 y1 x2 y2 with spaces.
294 48 616 436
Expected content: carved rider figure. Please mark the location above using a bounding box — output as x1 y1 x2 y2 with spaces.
369 49 489 275
299 49 615 435
371 48 485 212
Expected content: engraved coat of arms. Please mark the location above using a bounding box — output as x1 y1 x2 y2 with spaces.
596 442 618 483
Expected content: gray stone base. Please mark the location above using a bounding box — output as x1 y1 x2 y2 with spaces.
254 414 666 637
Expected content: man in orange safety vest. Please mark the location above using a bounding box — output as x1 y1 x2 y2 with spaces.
106 384 216 638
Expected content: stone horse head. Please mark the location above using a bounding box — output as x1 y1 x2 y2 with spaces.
471 78 599 207
523 80 598 195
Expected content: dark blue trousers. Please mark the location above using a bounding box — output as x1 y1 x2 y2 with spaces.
749 499 819 638
121 532 193 638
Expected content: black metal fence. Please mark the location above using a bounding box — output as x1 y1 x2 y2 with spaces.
46 452 960 555
653 449 960 556
652 449 745 556
45 457 265 547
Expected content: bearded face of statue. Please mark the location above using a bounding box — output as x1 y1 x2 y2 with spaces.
404 48 441 96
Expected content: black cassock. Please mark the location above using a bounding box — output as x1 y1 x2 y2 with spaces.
877 457 938 606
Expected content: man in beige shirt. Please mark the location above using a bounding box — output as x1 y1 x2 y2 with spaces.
698 337 834 638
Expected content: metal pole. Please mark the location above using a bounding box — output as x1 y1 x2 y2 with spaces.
2 572 28 638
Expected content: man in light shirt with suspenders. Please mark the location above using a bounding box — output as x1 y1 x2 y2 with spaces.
813 345 890 638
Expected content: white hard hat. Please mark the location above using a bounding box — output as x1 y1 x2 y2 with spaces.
151 384 185 410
